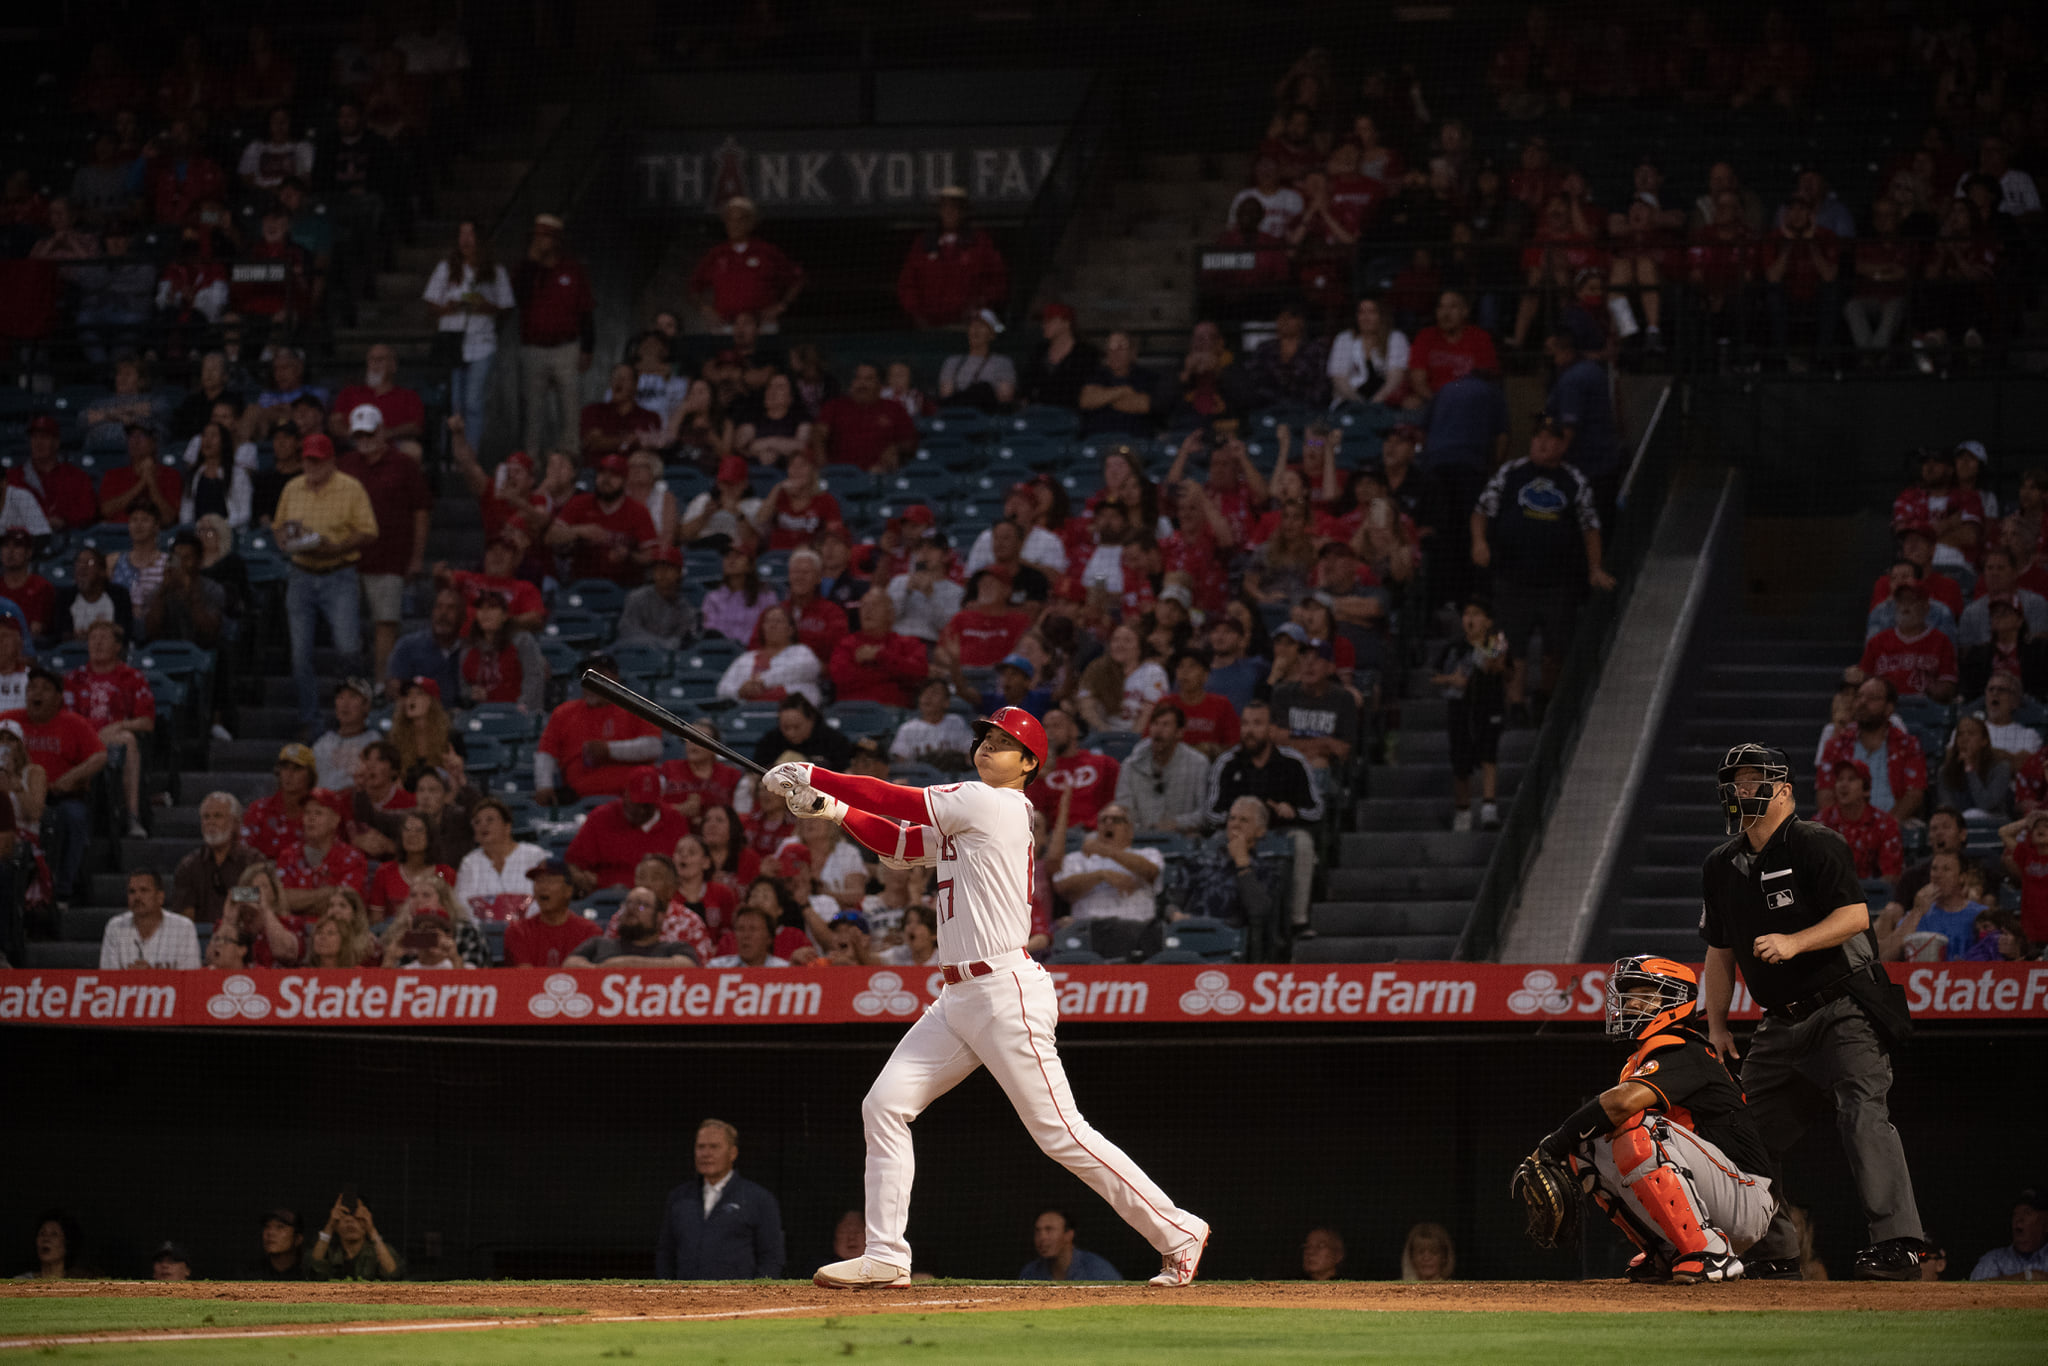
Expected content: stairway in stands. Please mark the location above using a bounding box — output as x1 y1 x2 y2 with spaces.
1294 655 1536 963
1058 151 1243 343
1596 594 1866 963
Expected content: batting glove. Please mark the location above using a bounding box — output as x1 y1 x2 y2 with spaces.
788 788 847 824
762 762 815 801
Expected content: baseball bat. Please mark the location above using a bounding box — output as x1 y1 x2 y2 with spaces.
579 670 768 776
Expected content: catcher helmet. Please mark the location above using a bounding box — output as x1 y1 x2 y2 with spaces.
1605 956 1700 1039
971 706 1049 785
1717 741 1793 835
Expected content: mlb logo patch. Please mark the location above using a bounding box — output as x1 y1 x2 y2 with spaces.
1766 888 1795 911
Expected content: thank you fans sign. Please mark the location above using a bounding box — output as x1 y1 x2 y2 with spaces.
634 130 1063 216
3 963 2044 1028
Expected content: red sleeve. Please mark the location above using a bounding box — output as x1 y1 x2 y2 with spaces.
1936 634 1958 682
537 705 569 761
841 806 930 861
1858 637 1880 677
69 712 105 761
806 769 932 824
564 809 604 869
1880 819 1903 879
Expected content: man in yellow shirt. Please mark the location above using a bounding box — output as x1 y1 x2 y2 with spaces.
275 434 379 735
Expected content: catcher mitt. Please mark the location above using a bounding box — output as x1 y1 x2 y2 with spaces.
1509 1150 1582 1249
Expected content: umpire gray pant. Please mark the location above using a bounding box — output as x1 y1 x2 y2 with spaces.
1739 995 1923 1260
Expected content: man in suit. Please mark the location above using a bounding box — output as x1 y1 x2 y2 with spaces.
655 1119 786 1279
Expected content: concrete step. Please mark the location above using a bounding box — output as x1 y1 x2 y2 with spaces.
1290 934 1459 963
1353 791 1519 832
1642 802 1723 835
1640 833 1725 865
1368 763 1527 799
1337 830 1497 868
374 270 429 300
235 705 306 741
1691 689 1834 720
1326 864 1485 901
1612 895 1702 928
1394 729 1537 764
1678 717 1814 748
1711 639 1865 667
1700 662 1845 692
1599 925 1703 963
448 156 533 190
1142 153 1203 182
1625 864 1709 898
1393 697 1449 729
1311 901 1470 937
212 736 297 770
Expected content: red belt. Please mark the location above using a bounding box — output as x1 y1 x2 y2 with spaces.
941 960 997 986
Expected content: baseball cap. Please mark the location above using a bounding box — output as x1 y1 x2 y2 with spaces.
649 545 683 568
889 505 936 529
404 676 442 702
260 1208 300 1231
276 743 316 770
597 453 630 476
997 653 1036 680
1039 302 1076 323
27 414 59 436
831 908 871 932
526 856 572 881
717 455 749 484
774 841 813 869
1890 579 1926 600
1894 519 1934 540
1273 622 1310 645
533 212 565 231
2018 1187 2046 1212
1308 637 1336 661
504 450 535 473
937 185 969 201
1 528 33 548
1956 440 1988 464
1387 422 1425 443
1159 583 1194 609
1835 758 1872 785
301 434 335 462
152 1241 191 1264
308 787 345 810
1532 414 1568 437
336 676 374 701
581 650 619 677
1989 592 2023 614
624 767 664 804
348 403 383 434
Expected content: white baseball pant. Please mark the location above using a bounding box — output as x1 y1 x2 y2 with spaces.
1580 1115 1776 1256
860 955 1202 1270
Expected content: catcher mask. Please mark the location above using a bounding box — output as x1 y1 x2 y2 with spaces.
1716 742 1792 835
1605 956 1699 1040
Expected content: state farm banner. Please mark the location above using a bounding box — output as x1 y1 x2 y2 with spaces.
4 963 2045 1030
633 128 1064 216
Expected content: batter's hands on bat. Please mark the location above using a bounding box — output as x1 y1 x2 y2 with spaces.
789 787 847 824
763 762 814 800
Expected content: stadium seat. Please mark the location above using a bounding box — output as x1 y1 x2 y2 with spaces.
561 579 628 620
134 640 212 684
45 640 89 674
1086 730 1143 762
608 641 673 682
543 609 608 649
1009 406 1080 438
1158 917 1243 962
826 700 904 740
1045 948 1108 965
819 465 877 502
682 638 743 671
464 705 541 741
537 636 581 677
921 409 994 441
462 734 512 780
888 761 944 786
1145 948 1207 964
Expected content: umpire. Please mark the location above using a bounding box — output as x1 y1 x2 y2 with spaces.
1699 742 1939 1280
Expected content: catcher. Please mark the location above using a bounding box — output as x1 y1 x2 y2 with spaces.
1513 956 1778 1284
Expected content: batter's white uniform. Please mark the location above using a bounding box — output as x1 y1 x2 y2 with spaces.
858 778 1204 1271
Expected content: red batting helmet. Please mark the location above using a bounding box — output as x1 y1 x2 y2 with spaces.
972 706 1048 785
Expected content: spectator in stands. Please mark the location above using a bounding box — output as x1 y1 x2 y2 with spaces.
1976 674 2043 758
179 419 254 529
1078 332 1158 439
677 459 763 552
13 416 99 535
500 858 590 968
0 531 51 641
566 885 697 968
310 1193 403 1281
2000 812 2048 950
1327 296 1412 409
1818 761 1905 882
707 900 790 969
170 791 260 926
1969 1188 2048 1282
387 676 450 778
898 187 1008 329
98 423 180 527
1760 198 1842 364
534 653 662 805
1159 649 1237 759
565 768 690 893
746 696 850 778
1401 1222 1456 1281
718 603 823 708
878 902 938 968
65 620 153 838
753 454 844 551
700 545 775 645
656 1119 785 1280
1938 716 2013 818
1115 703 1211 836
1471 418 1613 716
1406 289 1499 405
937 569 1031 673
28 196 97 261
307 677 374 791
1246 304 1331 409
1433 597 1509 832
1298 1226 1347 1281
1881 524 1965 619
887 540 966 646
580 362 662 460
0 619 26 711
1860 582 1958 703
238 106 314 194
812 362 916 474
1542 328 1621 522
205 921 250 970
1819 677 1927 822
98 867 199 968
1206 698 1319 931
424 221 514 447
1877 849 1986 960
1960 548 2048 650
332 408 430 679
254 1210 307 1281
1958 136 2042 224
1031 707 1119 831
1844 197 1917 359
659 727 748 826
829 590 928 707
550 454 657 587
1077 622 1167 735
1018 1209 1120 1282
1055 803 1162 948
609 546 695 650
889 677 974 769
6 667 106 907
278 795 369 912
454 797 548 921
1203 614 1264 713
1164 793 1278 941
938 311 1017 411
455 592 547 712
1020 303 1098 410
689 198 804 330
1229 158 1305 238
513 214 594 458
1893 444 1983 570
1271 639 1356 772
275 434 376 735
383 883 489 969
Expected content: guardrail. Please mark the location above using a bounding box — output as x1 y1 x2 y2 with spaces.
1456 378 1685 962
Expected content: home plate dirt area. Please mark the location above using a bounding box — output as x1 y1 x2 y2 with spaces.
2 1276 2039 1341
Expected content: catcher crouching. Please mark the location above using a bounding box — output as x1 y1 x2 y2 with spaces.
1514 956 1778 1284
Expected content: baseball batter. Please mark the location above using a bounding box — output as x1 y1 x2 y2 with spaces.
762 707 1210 1288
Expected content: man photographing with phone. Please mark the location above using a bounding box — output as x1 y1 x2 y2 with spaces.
309 1189 404 1280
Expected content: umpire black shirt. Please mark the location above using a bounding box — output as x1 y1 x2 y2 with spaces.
1699 816 1869 1011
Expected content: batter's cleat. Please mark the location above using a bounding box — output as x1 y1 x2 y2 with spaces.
1744 1256 1804 1281
1148 1220 1211 1287
1853 1236 1943 1281
1625 1251 1674 1284
812 1256 911 1289
1669 1250 1744 1284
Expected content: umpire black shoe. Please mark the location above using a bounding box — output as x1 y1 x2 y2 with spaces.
1853 1237 1943 1281
1744 1257 1803 1280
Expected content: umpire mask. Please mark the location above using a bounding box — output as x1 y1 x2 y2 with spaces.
1716 742 1792 836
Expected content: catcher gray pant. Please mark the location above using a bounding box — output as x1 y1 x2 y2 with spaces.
1579 1116 1775 1257
1738 995 1924 1260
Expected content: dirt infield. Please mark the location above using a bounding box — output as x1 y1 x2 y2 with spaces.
4 1275 2043 1335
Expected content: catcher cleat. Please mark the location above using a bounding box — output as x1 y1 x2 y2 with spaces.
1147 1220 1211 1287
1853 1236 1944 1281
1744 1256 1804 1280
813 1256 911 1289
1626 1251 1674 1284
1669 1250 1744 1284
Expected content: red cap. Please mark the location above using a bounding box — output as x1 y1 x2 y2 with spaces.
405 675 442 702
301 434 335 462
624 766 664 804
718 455 749 484
649 545 683 567
1894 519 1935 540
504 450 535 472
308 787 346 810
890 505 936 528
597 453 630 476
1388 422 1424 443
1891 579 1925 600
1835 759 1871 786
1040 302 1076 323
1990 592 2024 612
27 415 59 436
973 706 1050 781
773 839 813 868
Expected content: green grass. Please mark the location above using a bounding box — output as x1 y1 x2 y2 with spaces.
7 1307 2047 1364
0 1298 572 1336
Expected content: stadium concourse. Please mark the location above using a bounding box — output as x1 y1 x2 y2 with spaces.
2 0 2047 1305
